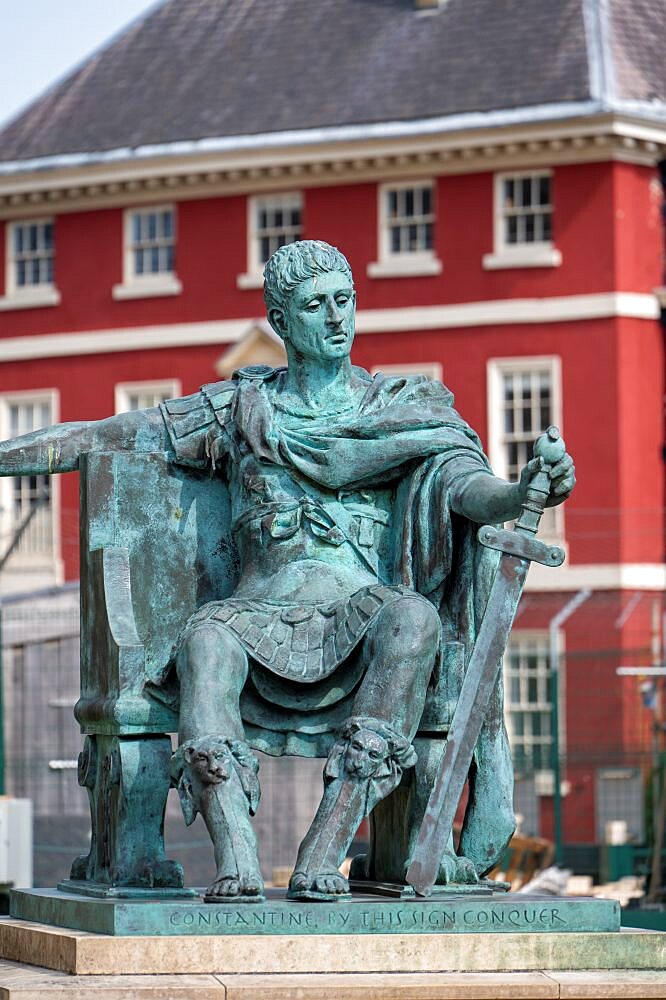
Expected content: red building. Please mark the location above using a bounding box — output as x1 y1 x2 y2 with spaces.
0 0 664 853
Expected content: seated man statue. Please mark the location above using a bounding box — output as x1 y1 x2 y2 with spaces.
0 240 574 903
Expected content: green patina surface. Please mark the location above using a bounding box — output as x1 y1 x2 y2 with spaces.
10 889 618 937
0 240 578 910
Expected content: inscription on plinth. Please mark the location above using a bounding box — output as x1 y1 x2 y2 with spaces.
10 889 620 937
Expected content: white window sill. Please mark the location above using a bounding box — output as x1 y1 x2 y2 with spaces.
236 272 264 290
0 287 61 311
368 257 443 279
112 276 182 300
482 247 562 270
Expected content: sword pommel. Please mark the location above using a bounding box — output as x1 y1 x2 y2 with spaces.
534 426 566 466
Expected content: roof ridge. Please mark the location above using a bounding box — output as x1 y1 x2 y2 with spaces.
582 0 616 107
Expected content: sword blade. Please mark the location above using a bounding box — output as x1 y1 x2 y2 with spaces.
406 552 528 896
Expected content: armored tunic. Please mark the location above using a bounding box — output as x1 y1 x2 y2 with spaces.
160 364 499 752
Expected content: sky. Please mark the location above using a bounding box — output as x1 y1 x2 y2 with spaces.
0 1 158 128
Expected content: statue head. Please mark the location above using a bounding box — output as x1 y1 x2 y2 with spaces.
263 240 356 362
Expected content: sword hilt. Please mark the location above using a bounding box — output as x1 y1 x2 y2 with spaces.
515 426 565 536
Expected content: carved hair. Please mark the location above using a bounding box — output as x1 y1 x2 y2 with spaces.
263 239 353 315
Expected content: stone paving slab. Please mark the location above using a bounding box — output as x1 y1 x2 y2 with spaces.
1 963 666 999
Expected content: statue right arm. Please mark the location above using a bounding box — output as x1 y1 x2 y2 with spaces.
0 407 171 477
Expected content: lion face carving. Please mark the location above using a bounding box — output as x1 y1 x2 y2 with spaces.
184 744 232 784
343 729 390 779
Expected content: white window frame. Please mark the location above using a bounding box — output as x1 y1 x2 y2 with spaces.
112 205 182 300
370 362 443 381
503 628 567 792
368 180 442 278
114 379 182 414
237 192 303 289
483 170 562 270
0 390 63 590
486 355 564 542
0 218 61 311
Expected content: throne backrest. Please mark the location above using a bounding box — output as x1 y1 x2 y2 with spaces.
76 451 238 736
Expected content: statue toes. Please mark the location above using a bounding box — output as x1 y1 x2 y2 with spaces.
208 875 240 897
454 857 479 884
436 851 458 884
242 873 264 895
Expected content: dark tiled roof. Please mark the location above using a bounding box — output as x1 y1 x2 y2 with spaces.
609 0 666 104
0 0 663 165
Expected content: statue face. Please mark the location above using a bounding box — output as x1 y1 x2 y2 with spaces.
279 270 356 361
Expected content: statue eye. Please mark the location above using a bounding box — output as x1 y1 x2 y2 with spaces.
305 300 320 312
369 750 381 759
335 295 349 306
351 740 363 751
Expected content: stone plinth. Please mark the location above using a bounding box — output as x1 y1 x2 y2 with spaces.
9 889 619 937
0 917 663 977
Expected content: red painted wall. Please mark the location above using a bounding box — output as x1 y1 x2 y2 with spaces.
0 160 658 342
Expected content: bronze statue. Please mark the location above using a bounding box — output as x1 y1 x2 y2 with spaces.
0 241 574 903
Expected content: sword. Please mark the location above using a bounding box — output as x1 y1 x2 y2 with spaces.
405 426 567 897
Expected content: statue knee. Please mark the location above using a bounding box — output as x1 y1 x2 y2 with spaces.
177 622 248 688
375 596 441 659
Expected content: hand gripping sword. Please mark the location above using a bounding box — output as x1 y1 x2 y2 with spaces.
405 426 567 897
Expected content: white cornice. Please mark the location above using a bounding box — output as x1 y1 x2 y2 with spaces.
526 562 666 592
0 112 664 219
0 292 659 362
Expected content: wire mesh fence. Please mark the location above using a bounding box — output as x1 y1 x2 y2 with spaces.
0 580 664 891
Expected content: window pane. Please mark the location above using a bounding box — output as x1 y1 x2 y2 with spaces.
260 235 271 263
424 221 433 250
146 213 157 241
506 216 518 244
525 213 535 242
132 213 141 244
29 225 38 252
290 209 300 227
539 176 550 206
258 209 268 230
542 212 552 242
390 226 401 253
520 178 532 207
405 189 414 218
44 223 53 249
150 247 159 273
422 186 432 216
135 248 144 275
31 259 40 284
14 226 24 255
16 260 26 286
503 179 514 208
274 209 283 228
162 211 173 238
388 190 398 218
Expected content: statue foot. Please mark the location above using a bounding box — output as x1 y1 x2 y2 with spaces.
437 849 479 885
291 717 417 902
204 869 265 903
287 869 351 902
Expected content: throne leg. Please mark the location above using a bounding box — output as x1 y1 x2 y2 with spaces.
59 734 197 898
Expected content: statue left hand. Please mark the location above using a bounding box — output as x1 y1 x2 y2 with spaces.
518 451 576 508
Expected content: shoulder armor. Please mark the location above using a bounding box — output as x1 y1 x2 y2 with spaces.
200 380 236 412
233 364 282 382
162 391 207 416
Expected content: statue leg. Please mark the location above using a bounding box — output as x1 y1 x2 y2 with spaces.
288 595 438 900
173 623 264 901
